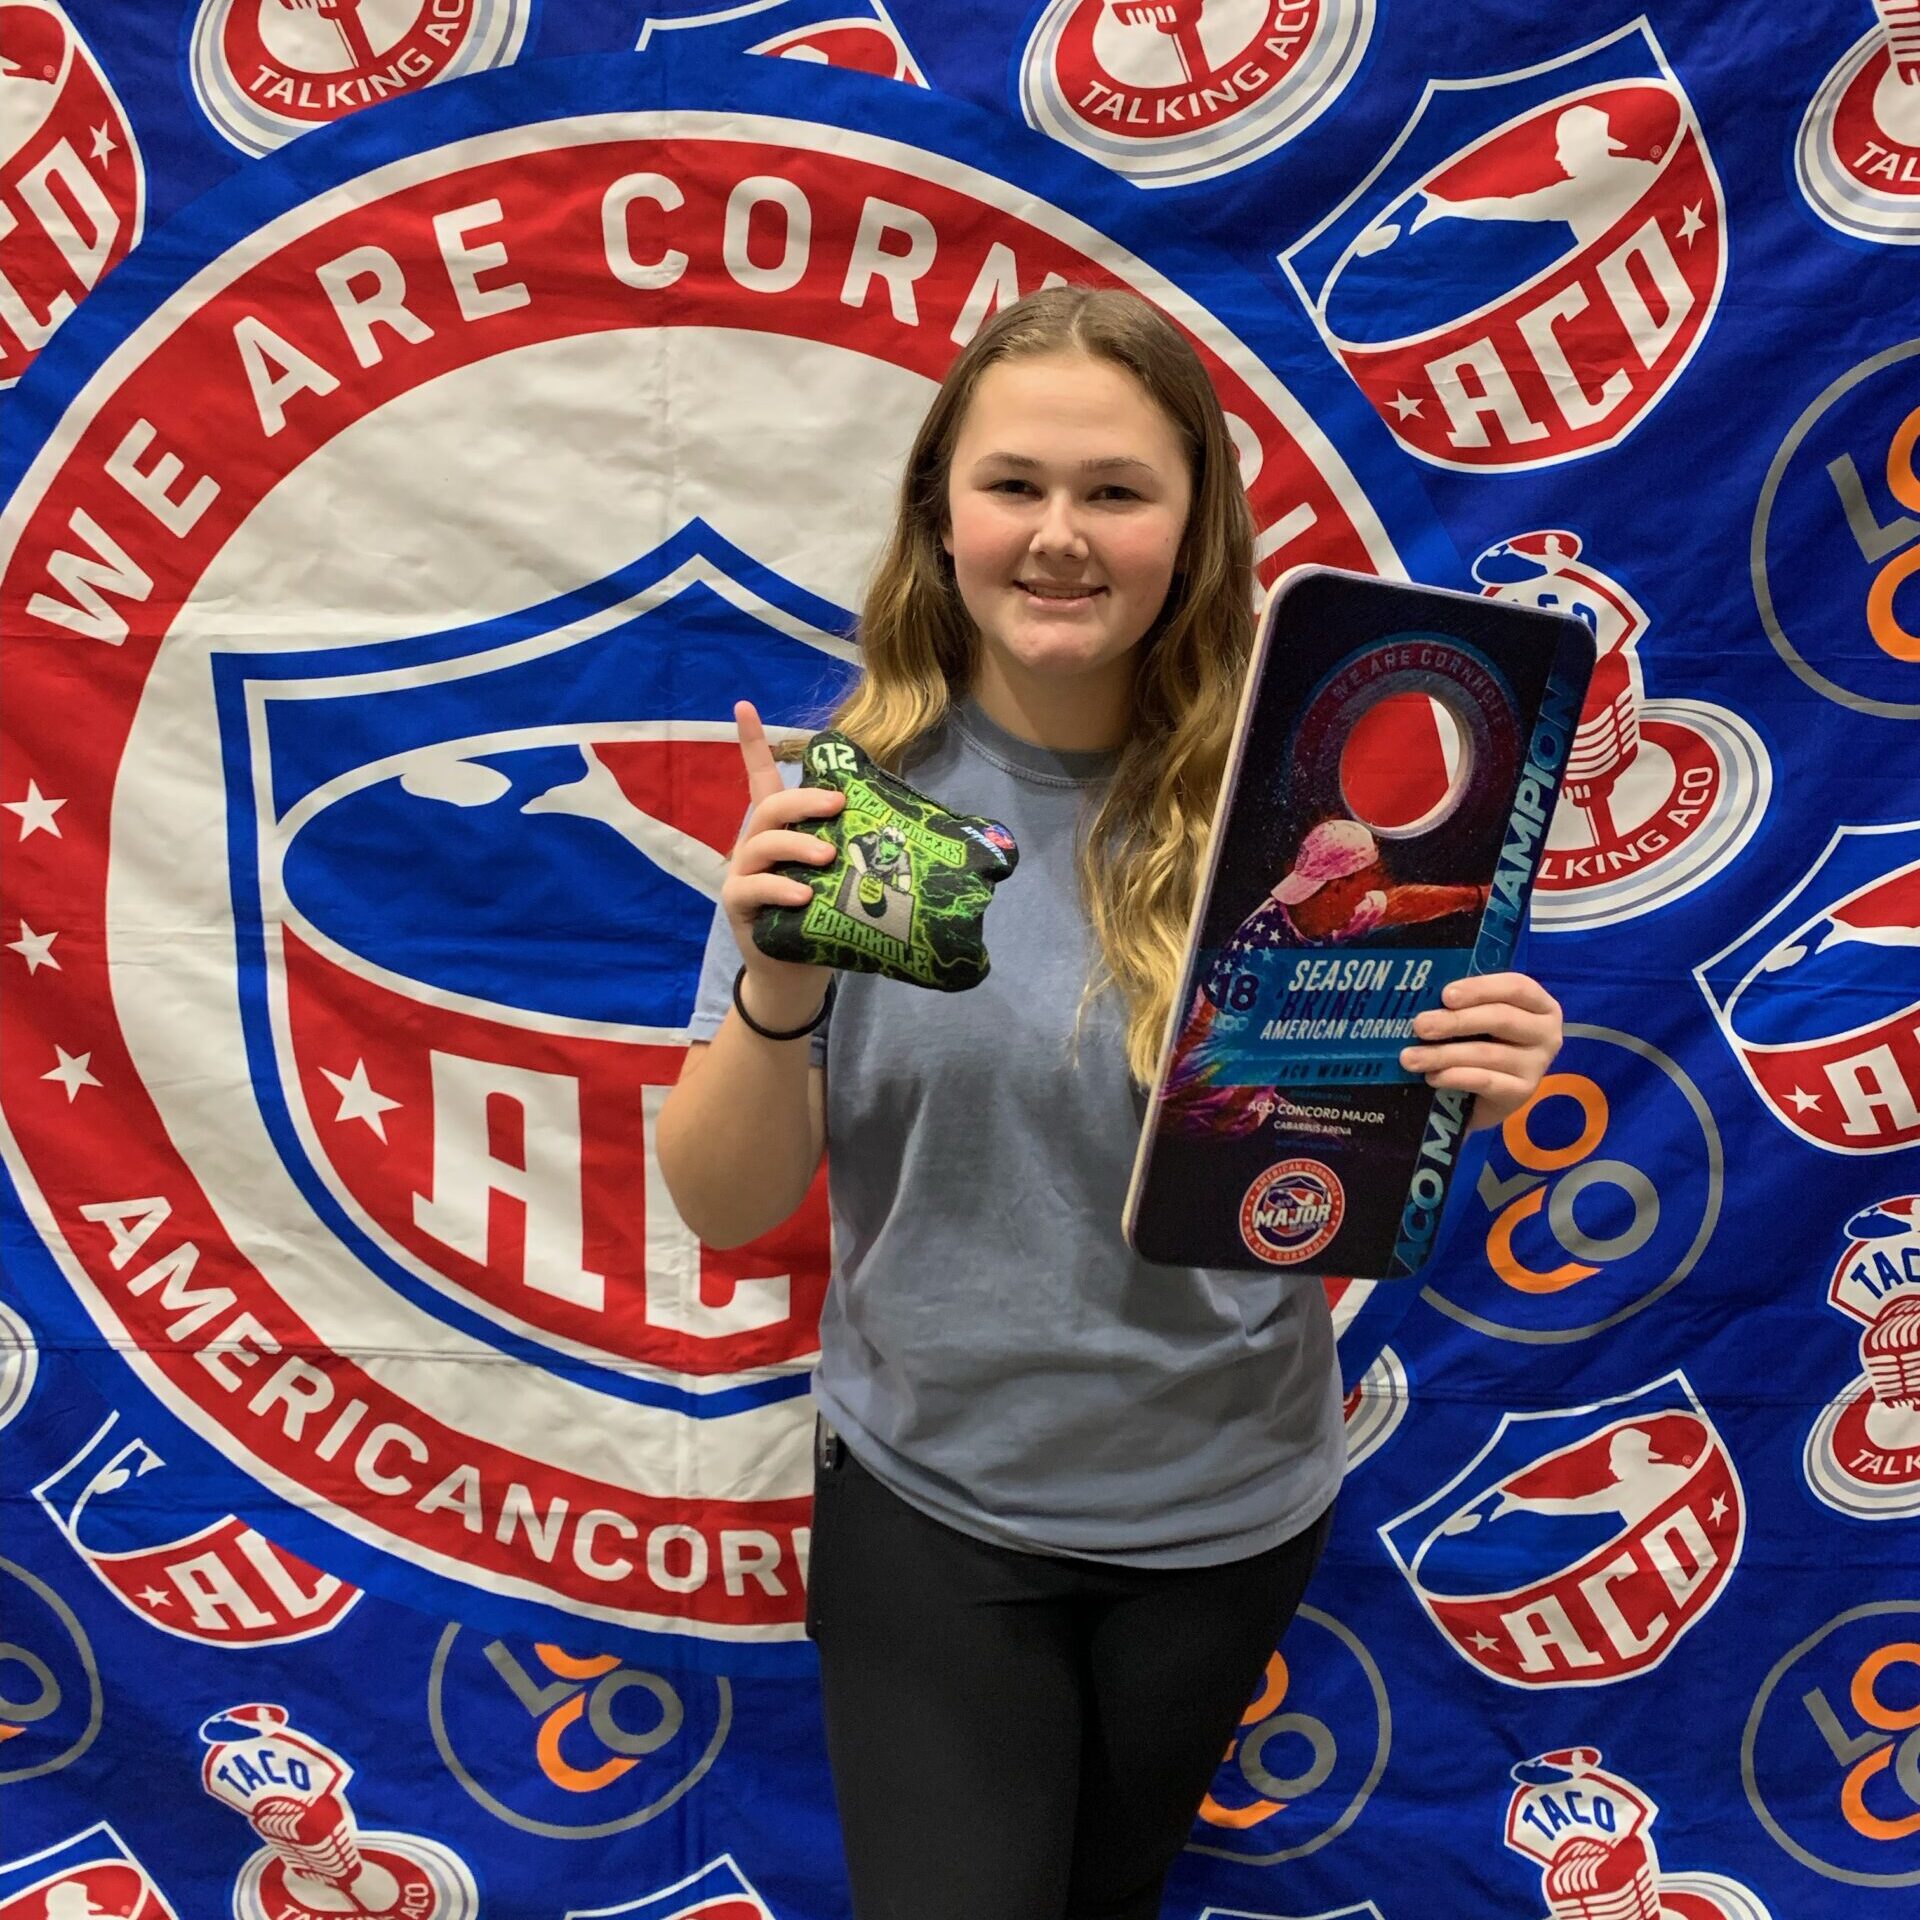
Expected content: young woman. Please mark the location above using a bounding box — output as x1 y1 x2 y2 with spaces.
655 286 1562 1920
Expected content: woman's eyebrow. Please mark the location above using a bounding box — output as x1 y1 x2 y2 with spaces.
973 452 1158 476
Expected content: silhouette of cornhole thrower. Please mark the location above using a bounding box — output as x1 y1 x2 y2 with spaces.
1127 567 1593 1277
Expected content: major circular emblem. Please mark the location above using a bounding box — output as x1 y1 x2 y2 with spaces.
1240 1158 1345 1264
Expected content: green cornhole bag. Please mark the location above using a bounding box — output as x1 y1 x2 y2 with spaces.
753 730 1019 990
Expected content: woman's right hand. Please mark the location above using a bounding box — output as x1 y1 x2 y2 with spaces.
724 700 845 1030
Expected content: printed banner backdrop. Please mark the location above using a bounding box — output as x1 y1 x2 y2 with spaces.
1 2 1916 1914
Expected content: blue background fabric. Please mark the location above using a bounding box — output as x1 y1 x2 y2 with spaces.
0 4 1914 1916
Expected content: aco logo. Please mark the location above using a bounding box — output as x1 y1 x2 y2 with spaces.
0 48 1436 1646
0 1553 101 1785
429 1627 731 1837
1797 4 1920 246
0 0 145 390
35 1410 359 1646
1187 1604 1389 1866
1753 339 1920 717
1382 1371 1744 1689
1698 822 1920 1154
1743 1602 1920 1889
1282 18 1725 470
638 0 926 86
0 1821 180 1920
1421 1025 1722 1344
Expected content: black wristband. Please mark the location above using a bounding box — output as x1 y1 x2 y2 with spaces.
732 965 833 1041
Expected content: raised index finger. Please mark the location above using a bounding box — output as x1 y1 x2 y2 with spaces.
734 700 787 809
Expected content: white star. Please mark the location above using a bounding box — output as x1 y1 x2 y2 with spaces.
6 922 59 974
1389 390 1424 419
90 121 116 165
1676 201 1705 245
4 782 65 839
43 1047 100 1101
319 1058 401 1141
1468 1630 1501 1651
1708 1494 1729 1524
136 1584 172 1608
1787 1087 1822 1113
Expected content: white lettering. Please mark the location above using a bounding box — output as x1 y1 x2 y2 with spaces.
1518 283 1631 432
603 173 688 290
646 1523 708 1594
124 1244 231 1341
723 176 811 294
641 1085 788 1336
497 1483 568 1562
26 509 154 643
248 1355 335 1440
1599 217 1694 368
355 1421 427 1496
841 197 936 325
1826 1041 1920 1139
411 1051 605 1310
1501 1595 1605 1673
316 244 436 366
432 198 528 321
169 1551 277 1633
1426 338 1549 450
193 1310 281 1391
1579 1548 1663 1658
233 314 340 437
575 1508 640 1581
78 1195 171 1270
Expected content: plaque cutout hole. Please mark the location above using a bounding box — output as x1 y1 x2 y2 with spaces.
1339 693 1472 839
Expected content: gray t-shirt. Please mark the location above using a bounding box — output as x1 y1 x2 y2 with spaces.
688 698 1345 1566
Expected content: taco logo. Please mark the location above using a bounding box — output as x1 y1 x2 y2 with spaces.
188 0 533 155
1797 3 1920 245
1805 1196 1920 1517
1473 532 1768 929
1018 0 1374 188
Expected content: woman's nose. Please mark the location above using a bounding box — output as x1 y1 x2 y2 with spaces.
1030 491 1088 557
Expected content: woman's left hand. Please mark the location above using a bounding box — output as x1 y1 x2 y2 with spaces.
1399 972 1563 1133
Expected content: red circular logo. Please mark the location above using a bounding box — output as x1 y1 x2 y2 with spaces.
1240 1160 1345 1265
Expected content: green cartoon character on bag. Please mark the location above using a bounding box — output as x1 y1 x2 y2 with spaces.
754 731 1019 991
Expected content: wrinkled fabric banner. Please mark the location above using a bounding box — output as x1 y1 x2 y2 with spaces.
0 3 1913 1915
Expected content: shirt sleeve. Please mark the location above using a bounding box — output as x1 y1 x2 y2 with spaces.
684 765 830 1066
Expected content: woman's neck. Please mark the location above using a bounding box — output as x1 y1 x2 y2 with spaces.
966 651 1133 754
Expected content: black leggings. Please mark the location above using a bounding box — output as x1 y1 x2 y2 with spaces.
805 1427 1335 1920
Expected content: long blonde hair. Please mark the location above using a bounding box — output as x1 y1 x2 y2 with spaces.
805 285 1255 1082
